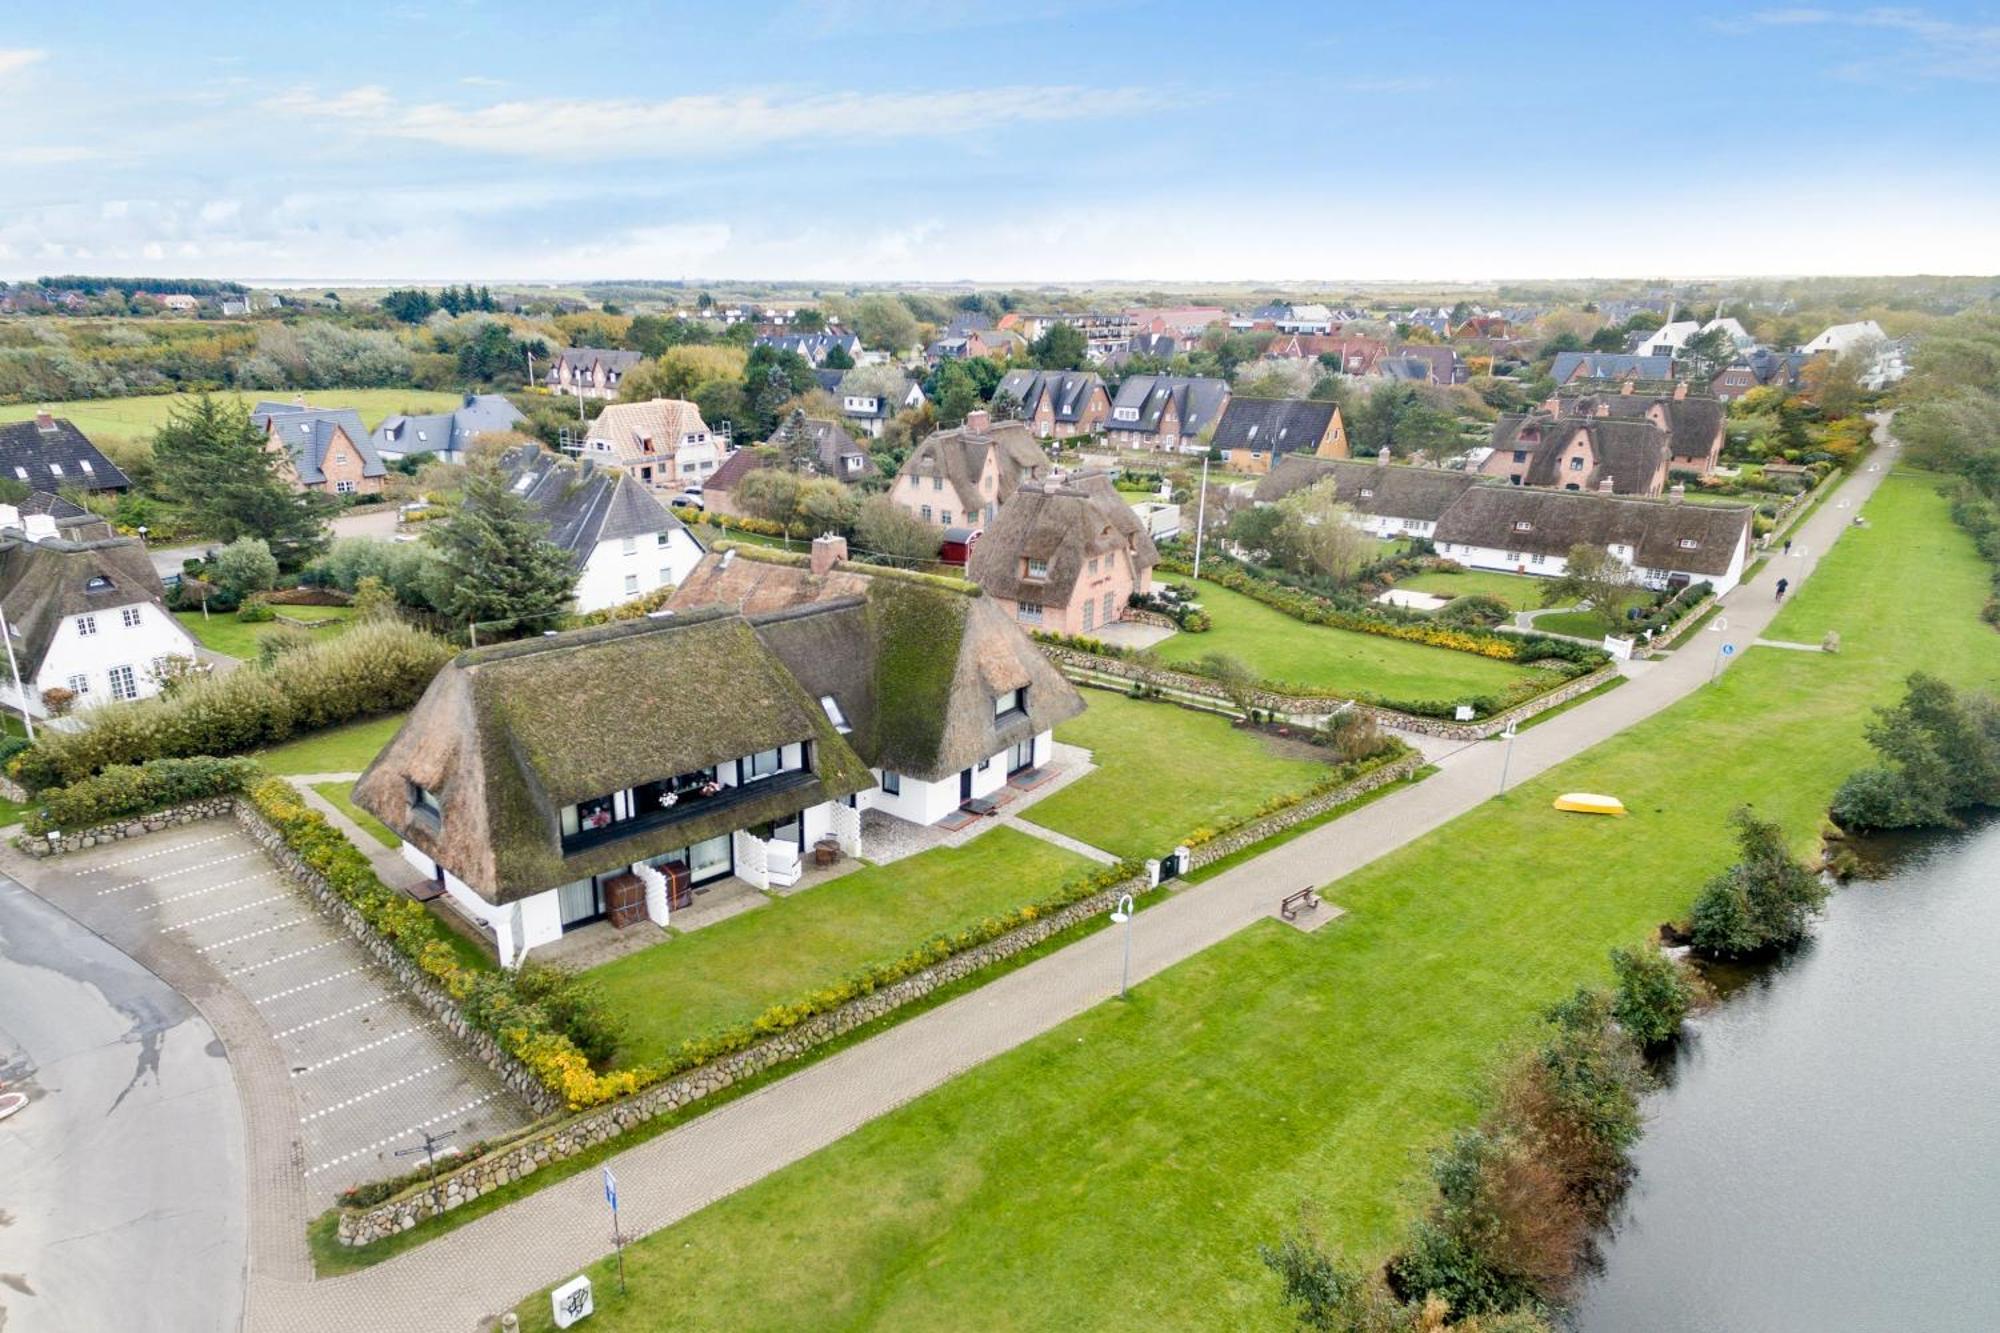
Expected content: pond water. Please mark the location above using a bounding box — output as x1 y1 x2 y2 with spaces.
1572 818 2000 1333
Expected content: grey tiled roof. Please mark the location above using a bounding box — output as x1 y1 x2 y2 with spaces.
496 445 687 567
1210 397 1338 456
0 418 129 492
1105 375 1229 437
252 407 386 483
372 393 526 457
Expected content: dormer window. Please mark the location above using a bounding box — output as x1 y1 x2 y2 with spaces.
820 695 850 733
994 686 1026 719
86 575 113 592
1513 520 1533 532
407 781 442 827
1026 559 1048 579
1358 488 1374 498
1677 537 1699 550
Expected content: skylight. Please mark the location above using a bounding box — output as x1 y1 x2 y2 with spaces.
819 695 850 733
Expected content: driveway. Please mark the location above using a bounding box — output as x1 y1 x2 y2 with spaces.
0 875 246 1333
17 823 530 1201
147 508 403 581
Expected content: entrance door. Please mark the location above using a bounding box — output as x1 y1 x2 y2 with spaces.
959 768 974 801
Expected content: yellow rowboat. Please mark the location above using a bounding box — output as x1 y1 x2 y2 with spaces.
1553 793 1628 816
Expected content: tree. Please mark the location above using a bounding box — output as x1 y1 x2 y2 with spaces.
1198 653 1261 716
1831 673 2000 829
1029 321 1088 371
1541 544 1634 619
796 478 857 534
1688 807 1829 958
989 387 1023 421
151 393 334 560
853 496 940 562
1677 327 1736 384
426 467 579 634
350 574 398 622
852 295 919 352
742 344 818 440
821 341 854 370
791 308 827 334
735 469 804 528
1276 480 1372 584
210 536 279 599
1226 505 1288 564
933 360 980 427
1608 947 1697 1048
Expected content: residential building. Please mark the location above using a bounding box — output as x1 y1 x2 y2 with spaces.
1126 307 1227 339
1209 398 1349 473
1101 375 1229 453
496 446 704 614
157 293 201 314
1633 320 1701 357
1452 315 1511 340
1432 487 1754 595
967 472 1158 635
0 413 130 495
1799 320 1907 388
993 370 1112 440
0 512 200 718
698 449 772 519
927 329 1022 362
812 371 925 439
581 398 723 492
1479 415 1671 496
754 332 863 367
1552 387 1726 475
372 393 526 465
251 402 386 496
1548 352 1675 386
545 347 644 400
18 491 113 542
356 539 1083 965
890 411 1054 528
1263 334 1386 375
1374 345 1464 386
1252 455 1485 540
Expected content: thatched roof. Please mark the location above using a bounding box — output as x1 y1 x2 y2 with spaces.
967 473 1157 605
0 535 182 679
1556 393 1726 463
1252 456 1486 520
1433 488 1752 576
1490 415 1669 494
353 611 874 902
896 419 1052 518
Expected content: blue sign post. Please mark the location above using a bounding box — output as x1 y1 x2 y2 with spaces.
1712 640 1737 683
603 1166 628 1295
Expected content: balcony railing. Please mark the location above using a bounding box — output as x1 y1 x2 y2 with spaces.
560 769 818 855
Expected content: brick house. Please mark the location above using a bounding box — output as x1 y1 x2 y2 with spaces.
251 402 386 496
1101 375 1229 453
967 472 1157 636
890 411 1053 529
582 398 723 493
994 370 1111 440
1209 398 1349 474
546 348 644 400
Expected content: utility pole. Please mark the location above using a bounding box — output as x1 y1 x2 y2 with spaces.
393 1127 456 1216
0 605 33 742
1192 453 1210 579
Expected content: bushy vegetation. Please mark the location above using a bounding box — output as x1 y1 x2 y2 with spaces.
1829 672 2000 830
1687 807 1829 959
10 621 453 790
22 755 260 836
1607 946 1703 1048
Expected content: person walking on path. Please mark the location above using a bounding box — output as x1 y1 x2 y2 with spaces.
1783 538 1793 555
1775 576 1789 601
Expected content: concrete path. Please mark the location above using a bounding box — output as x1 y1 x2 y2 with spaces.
1001 816 1120 865
244 439 1897 1331
1754 638 1825 652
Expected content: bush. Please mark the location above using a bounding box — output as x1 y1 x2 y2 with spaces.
23 756 259 836
1688 807 1829 958
1608 946 1698 1048
1434 594 1512 629
236 600 277 623
10 621 453 791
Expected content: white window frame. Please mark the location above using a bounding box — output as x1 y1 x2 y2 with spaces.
66 673 90 696
335 480 357 496
75 614 97 637
121 606 143 628
623 573 640 596
107 664 138 701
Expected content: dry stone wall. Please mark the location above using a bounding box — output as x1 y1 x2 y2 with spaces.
17 796 239 855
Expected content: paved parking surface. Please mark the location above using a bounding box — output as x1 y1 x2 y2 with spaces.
37 822 529 1200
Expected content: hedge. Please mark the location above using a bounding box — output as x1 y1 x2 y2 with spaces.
671 506 788 538
10 621 453 792
23 756 260 837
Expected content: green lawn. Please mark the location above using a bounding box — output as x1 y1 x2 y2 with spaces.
1151 576 1553 704
253 711 407 776
175 606 351 660
517 469 2000 1332
0 389 466 453
1531 608 1619 639
310 780 400 848
1021 689 1337 861
1394 568 1556 612
590 827 1093 1066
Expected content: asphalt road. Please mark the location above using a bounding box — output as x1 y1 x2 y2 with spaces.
0 876 247 1333
147 507 401 580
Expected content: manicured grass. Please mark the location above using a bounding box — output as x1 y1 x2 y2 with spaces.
310 780 400 848
175 605 350 660
1151 576 1553 703
1499 673 1627 735
253 711 408 776
1178 764 1436 886
515 470 2000 1332
590 827 1094 1066
1021 689 1336 861
0 389 466 452
1532 607 1619 639
1394 567 1556 612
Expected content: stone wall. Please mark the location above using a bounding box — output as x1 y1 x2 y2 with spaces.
1043 644 1622 741
1123 608 1179 630
1643 594 1718 653
0 773 31 806
332 748 1433 1246
16 796 239 855
229 801 563 1119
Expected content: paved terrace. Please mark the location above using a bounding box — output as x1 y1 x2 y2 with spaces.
241 435 1898 1329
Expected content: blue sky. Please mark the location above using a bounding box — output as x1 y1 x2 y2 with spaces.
3 1 1997 282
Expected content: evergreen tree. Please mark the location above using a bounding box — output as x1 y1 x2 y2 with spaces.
427 467 579 635
151 393 334 560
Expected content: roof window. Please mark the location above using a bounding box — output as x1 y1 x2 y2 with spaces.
820 695 850 733
1513 520 1533 531
1677 537 1699 550
85 575 113 592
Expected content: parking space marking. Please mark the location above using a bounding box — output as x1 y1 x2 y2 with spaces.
195 917 311 952
301 1062 451 1123
292 1025 429 1077
224 939 344 975
255 966 366 1004
71 834 230 873
273 997 390 1038
95 850 259 894
164 895 289 931
134 873 269 911
301 1093 497 1176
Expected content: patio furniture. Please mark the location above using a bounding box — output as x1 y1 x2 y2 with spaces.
603 872 646 928
813 837 840 867
1279 888 1320 922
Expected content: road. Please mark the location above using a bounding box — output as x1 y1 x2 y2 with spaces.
147 507 400 581
0 876 247 1333
240 434 1899 1330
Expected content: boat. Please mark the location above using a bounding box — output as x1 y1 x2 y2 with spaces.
1553 792 1627 816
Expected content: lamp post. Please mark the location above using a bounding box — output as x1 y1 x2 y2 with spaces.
1192 454 1209 579
1109 892 1135 1000
0 605 32 742
1498 720 1519 794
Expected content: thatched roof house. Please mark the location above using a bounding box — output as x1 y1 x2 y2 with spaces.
1432 487 1754 587
889 410 1053 528
967 472 1158 635
1252 455 1485 537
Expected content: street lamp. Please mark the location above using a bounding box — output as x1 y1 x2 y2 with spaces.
1109 892 1135 1000
1498 720 1519 794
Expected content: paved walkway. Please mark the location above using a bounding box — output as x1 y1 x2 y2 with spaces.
1002 817 1120 864
244 438 1897 1330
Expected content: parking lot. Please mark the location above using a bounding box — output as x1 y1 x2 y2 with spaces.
39 821 530 1200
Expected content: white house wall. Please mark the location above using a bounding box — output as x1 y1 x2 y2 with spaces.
572 529 706 613
31 601 200 715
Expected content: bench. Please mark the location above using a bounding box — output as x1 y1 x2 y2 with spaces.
1279 887 1320 922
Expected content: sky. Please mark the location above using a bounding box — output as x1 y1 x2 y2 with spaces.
2 1 1998 284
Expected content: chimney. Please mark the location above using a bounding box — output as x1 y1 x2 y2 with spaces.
1670 482 1686 504
963 409 992 434
33 409 54 432
1376 446 1390 466
23 514 58 542
811 533 848 576
1598 475 1616 494
1671 380 1689 401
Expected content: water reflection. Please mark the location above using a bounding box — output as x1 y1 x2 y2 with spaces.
1570 818 2000 1333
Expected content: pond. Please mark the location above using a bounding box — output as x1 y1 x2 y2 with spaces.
1572 818 2000 1332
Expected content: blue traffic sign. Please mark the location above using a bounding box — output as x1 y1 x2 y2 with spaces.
1720 643 1737 657
603 1166 618 1211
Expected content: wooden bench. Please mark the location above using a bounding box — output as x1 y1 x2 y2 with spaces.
1279 888 1320 922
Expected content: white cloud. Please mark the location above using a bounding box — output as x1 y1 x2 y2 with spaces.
199 199 243 224
1738 6 2000 80
0 48 46 77
0 145 97 165
265 84 1170 158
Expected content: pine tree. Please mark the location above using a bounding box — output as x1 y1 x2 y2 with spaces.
427 467 579 635
151 393 335 560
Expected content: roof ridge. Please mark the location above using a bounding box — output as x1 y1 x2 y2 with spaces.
457 604 735 667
